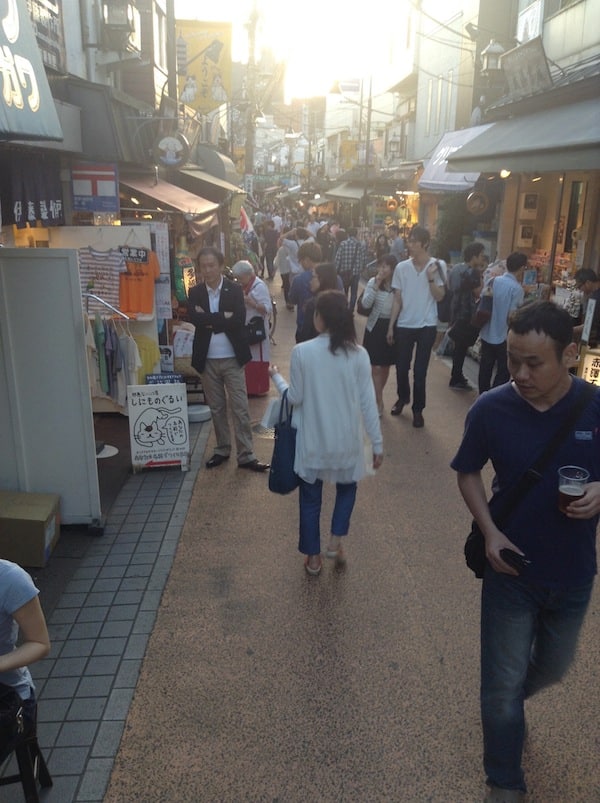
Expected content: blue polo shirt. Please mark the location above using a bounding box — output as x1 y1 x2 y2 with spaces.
451 378 600 589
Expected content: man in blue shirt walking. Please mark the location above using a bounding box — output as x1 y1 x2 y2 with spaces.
478 252 526 393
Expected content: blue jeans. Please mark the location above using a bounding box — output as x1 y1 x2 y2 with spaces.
394 326 437 412
480 569 593 792
298 478 357 555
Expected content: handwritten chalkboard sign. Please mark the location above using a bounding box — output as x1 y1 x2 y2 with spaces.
127 383 189 471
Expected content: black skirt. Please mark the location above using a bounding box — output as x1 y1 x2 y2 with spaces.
363 317 395 366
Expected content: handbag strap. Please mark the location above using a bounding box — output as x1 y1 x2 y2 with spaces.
278 388 291 426
494 381 596 526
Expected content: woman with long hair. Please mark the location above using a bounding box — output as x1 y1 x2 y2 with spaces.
296 263 339 343
360 254 397 415
270 290 383 575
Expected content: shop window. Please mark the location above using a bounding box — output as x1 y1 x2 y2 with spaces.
544 0 581 19
564 180 585 253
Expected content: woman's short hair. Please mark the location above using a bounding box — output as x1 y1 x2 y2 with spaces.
231 260 255 278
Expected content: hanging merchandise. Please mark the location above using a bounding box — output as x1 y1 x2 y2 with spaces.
118 246 161 315
387 197 398 211
173 236 194 303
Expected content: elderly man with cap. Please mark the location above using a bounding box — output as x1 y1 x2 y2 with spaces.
188 247 269 472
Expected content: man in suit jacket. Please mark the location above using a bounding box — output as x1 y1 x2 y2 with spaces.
188 247 269 472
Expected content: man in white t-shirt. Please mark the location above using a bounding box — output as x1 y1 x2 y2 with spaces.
386 226 446 428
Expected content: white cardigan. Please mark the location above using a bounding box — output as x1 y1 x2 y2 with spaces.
272 334 383 484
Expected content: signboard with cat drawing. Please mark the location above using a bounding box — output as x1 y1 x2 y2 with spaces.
127 383 189 471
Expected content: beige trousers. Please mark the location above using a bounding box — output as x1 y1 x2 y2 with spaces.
201 357 257 464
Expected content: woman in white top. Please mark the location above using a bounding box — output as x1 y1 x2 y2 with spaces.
270 290 383 575
232 260 273 364
360 254 396 416
0 559 50 759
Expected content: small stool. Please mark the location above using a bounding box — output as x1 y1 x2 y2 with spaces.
0 734 52 803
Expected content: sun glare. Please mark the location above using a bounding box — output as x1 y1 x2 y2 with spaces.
174 0 401 102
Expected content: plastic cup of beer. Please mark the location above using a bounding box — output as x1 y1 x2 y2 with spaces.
558 465 590 514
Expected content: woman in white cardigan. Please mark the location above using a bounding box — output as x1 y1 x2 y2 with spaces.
270 290 383 575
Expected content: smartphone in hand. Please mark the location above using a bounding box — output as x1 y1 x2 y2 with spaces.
500 548 532 573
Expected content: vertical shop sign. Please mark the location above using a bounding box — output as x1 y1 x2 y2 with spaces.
127 384 190 471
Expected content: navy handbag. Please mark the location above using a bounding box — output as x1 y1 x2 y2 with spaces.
268 390 299 494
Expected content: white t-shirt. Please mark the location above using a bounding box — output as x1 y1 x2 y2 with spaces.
392 257 446 328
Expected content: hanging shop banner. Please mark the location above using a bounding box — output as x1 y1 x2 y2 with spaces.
0 150 64 227
0 0 63 140
174 20 232 115
72 162 119 213
128 383 190 471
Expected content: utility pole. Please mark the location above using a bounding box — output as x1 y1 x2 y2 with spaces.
362 76 372 226
244 6 258 192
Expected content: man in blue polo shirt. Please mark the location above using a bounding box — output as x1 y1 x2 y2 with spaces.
452 301 600 802
478 252 526 393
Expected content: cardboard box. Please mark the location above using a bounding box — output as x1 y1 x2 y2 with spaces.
0 491 61 567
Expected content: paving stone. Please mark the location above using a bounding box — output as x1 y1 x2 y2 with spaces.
37 697 71 722
103 687 135 720
85 592 116 607
76 758 114 801
69 621 104 640
76 607 109 623
91 637 127 656
55 720 99 747
99 620 133 638
131 610 156 635
41 676 80 699
49 608 79 624
66 697 107 721
91 721 126 758
123 633 149 660
105 604 138 622
77 675 115 698
48 745 90 774
113 659 142 688
60 639 95 659
85 655 120 675
90 578 121 593
50 657 88 677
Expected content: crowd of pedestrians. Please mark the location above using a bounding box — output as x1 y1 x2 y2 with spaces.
188 209 599 803
3 202 599 803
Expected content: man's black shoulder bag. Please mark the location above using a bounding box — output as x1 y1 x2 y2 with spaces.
465 382 597 578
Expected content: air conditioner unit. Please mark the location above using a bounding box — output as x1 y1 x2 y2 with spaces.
100 1 141 53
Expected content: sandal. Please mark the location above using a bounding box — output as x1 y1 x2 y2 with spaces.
304 556 322 576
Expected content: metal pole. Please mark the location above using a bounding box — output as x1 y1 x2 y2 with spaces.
362 76 372 226
166 0 177 102
244 8 258 182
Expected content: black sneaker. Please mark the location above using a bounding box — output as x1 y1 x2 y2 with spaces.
412 411 425 428
391 400 405 416
449 378 473 390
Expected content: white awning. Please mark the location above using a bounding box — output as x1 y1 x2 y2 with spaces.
418 125 494 192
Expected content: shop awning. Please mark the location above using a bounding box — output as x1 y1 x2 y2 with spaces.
0 0 62 140
418 125 494 192
177 168 244 196
325 183 364 203
120 175 219 217
447 99 600 173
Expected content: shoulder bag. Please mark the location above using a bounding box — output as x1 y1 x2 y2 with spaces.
245 315 267 345
471 279 494 329
268 389 299 495
435 261 452 323
465 382 597 577
0 682 25 763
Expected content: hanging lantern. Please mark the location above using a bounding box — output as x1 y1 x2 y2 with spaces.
386 197 398 211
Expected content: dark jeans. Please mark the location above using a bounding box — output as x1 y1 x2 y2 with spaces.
298 478 357 555
340 272 360 312
265 251 276 279
481 570 593 792
479 339 509 393
451 336 470 382
281 273 291 304
394 325 437 412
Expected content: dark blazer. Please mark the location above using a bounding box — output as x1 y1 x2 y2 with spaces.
188 278 251 374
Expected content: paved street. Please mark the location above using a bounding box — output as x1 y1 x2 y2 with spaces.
3 281 599 802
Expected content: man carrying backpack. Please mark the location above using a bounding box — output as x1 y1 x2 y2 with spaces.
448 242 486 389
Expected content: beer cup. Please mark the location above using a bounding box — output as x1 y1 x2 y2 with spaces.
558 465 590 514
